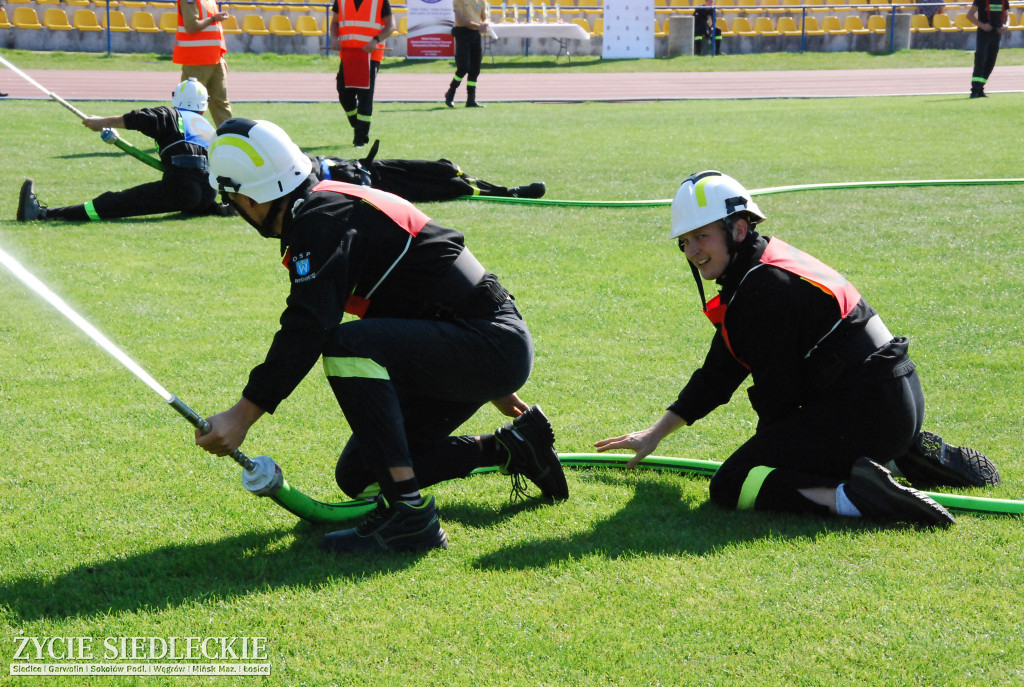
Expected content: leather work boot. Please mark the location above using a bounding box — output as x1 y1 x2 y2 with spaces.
844 457 955 528
320 495 449 554
495 405 569 502
17 179 47 221
893 431 1000 489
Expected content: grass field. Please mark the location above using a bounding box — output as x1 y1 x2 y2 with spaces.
1 58 1023 685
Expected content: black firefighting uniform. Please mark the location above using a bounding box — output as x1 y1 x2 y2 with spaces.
670 232 925 516
332 0 392 142
239 178 533 502
693 7 722 55
970 0 1009 95
44 107 218 221
311 154 520 202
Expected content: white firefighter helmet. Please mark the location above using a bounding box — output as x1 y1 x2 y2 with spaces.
208 118 313 204
172 77 209 113
669 171 766 239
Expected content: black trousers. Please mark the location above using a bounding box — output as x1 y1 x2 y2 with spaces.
47 171 216 221
972 28 1002 87
336 59 380 134
452 26 483 83
708 367 925 516
327 300 533 499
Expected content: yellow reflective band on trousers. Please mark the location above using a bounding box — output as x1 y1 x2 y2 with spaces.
737 466 776 510
323 356 390 380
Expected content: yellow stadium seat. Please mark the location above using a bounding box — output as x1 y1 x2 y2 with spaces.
148 0 175 9
0 8 11 28
909 13 935 32
867 14 886 32
65 0 92 7
953 12 973 30
44 7 74 28
242 14 270 34
294 14 322 35
12 7 43 27
843 15 868 33
220 14 242 33
591 17 603 35
571 16 591 34
760 0 785 13
72 8 103 29
723 0 755 14
753 16 779 35
130 11 159 31
802 16 825 34
1007 12 1023 30
653 18 666 36
101 9 131 30
118 0 148 7
268 15 296 34
776 15 798 33
825 0 850 12
821 15 846 33
158 11 176 31
932 13 957 31
716 16 732 36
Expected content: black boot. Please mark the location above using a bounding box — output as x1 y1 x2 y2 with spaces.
494 405 568 502
17 179 48 221
466 85 484 108
320 495 449 553
844 457 955 528
893 431 1000 488
509 182 546 199
444 80 458 108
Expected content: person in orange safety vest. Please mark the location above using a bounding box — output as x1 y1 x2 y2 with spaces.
173 0 233 126
330 0 397 147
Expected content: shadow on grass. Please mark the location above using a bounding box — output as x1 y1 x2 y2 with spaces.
472 472 865 570
0 525 426 623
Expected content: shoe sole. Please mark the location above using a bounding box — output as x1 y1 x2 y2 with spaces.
17 179 34 222
850 458 955 528
897 431 1001 488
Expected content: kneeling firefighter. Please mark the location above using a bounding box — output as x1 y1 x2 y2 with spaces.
196 118 568 554
595 170 999 527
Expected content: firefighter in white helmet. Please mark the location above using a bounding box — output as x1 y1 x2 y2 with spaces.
17 78 225 222
198 118 568 554
596 171 999 528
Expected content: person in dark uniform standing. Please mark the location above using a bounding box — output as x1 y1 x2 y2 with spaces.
693 0 723 55
596 171 999 527
200 118 568 554
311 144 547 202
966 0 1009 98
17 78 223 222
444 0 489 108
330 0 396 147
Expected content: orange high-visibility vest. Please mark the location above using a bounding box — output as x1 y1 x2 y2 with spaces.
703 237 862 369
173 0 227 66
336 0 386 62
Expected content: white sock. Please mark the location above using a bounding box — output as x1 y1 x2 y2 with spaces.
835 484 862 517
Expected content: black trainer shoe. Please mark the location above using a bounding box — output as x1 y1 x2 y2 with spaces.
495 405 568 502
465 100 485 108
320 495 449 553
17 179 47 221
844 457 955 528
352 131 370 147
509 182 546 199
893 431 1000 489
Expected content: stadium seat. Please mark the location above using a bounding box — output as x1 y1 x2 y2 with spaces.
802 16 825 35
591 17 603 35
0 8 11 28
117 0 148 8
867 14 886 32
760 0 786 14
148 0 175 9
73 8 104 29
294 14 321 35
953 12 974 30
825 0 850 12
654 18 666 36
843 15 869 33
65 0 92 7
221 14 242 33
753 16 779 35
932 13 957 31
158 11 176 31
42 6 73 27
821 15 847 33
571 16 592 34
268 15 296 34
44 6 73 26
909 13 935 32
723 0 755 14
242 14 270 34
776 15 798 34
129 10 159 31
1007 12 1023 30
12 7 43 27
100 8 130 30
